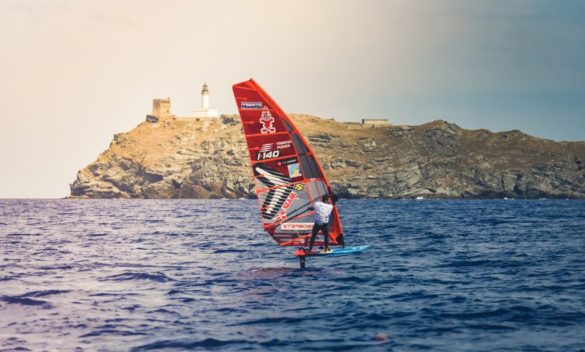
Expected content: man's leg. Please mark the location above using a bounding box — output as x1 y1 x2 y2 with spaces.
308 223 319 251
323 224 330 250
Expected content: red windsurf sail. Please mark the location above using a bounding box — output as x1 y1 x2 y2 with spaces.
233 79 344 247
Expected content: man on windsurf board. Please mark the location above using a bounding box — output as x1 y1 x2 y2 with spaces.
308 195 334 253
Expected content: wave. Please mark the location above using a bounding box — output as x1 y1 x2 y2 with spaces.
131 338 287 351
38 265 73 270
443 306 536 320
233 316 307 326
0 295 52 308
212 248 248 254
19 289 71 297
101 272 175 283
0 290 71 308
6 233 42 237
80 329 147 338
87 233 108 237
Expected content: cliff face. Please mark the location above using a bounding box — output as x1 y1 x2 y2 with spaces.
70 114 585 199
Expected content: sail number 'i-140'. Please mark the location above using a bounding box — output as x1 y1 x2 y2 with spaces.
256 150 280 160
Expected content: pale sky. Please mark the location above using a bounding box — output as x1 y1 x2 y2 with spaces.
0 0 584 198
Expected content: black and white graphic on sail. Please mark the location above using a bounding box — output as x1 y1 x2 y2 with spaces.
254 164 294 220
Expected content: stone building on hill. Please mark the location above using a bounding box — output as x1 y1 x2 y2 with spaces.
151 98 171 118
146 83 219 122
362 118 390 127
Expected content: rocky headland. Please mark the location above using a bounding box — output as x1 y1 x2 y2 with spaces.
70 114 585 199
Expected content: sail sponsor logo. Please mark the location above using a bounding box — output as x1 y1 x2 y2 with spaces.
260 107 276 134
277 158 298 166
287 163 302 178
259 143 273 152
256 150 280 160
294 183 305 191
281 223 314 231
276 140 291 150
275 191 298 222
258 141 291 153
241 101 263 109
282 191 297 211
258 141 290 151
289 237 306 246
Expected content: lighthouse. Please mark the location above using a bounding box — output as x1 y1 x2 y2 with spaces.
192 82 219 118
201 82 210 110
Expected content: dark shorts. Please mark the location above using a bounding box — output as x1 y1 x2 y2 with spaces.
310 222 330 247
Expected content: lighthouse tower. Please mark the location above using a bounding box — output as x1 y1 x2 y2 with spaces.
201 83 210 109
192 82 219 118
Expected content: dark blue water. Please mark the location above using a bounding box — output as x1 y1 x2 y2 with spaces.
1 199 584 351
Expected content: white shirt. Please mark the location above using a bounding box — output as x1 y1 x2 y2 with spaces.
314 201 333 225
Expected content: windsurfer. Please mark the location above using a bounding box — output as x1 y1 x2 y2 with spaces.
308 194 334 253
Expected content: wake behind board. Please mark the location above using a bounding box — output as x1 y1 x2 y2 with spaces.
294 245 370 257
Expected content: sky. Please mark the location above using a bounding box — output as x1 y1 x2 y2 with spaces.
0 0 584 198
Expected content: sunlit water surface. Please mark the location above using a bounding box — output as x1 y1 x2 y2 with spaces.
1 199 584 351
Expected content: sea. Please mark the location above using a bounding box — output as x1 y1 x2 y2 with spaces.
1 199 584 351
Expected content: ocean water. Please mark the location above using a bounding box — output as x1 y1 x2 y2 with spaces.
1 199 584 352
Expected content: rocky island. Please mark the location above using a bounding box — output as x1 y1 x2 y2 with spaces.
70 114 585 199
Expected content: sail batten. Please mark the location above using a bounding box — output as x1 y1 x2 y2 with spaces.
233 79 343 247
